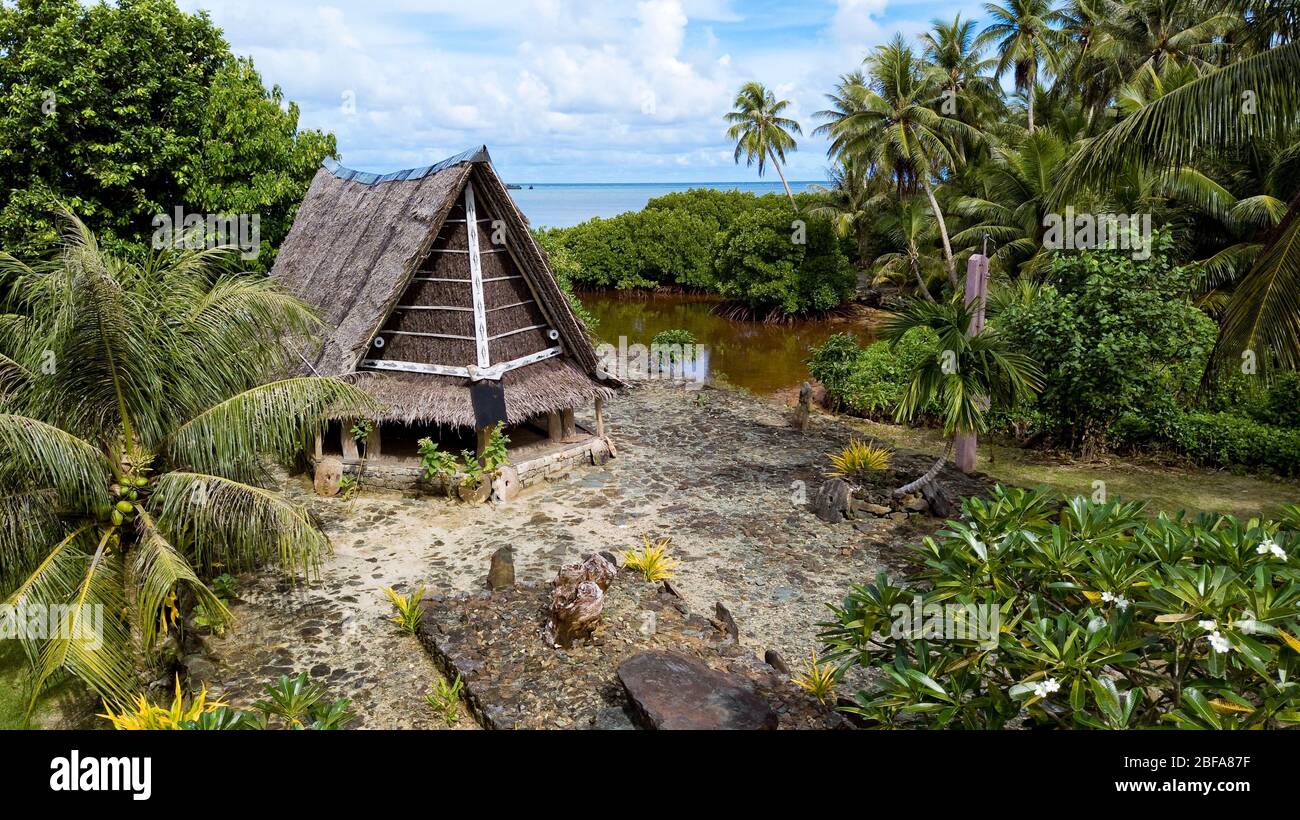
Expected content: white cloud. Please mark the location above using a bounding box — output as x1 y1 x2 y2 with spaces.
176 0 959 180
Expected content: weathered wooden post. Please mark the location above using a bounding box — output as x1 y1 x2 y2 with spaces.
954 253 989 474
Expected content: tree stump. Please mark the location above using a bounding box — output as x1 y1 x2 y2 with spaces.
812 478 854 523
790 381 812 433
543 552 617 647
921 482 958 519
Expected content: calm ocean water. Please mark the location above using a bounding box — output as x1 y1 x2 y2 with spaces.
506 180 822 229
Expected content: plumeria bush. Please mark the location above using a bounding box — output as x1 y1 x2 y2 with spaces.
818 486 1300 729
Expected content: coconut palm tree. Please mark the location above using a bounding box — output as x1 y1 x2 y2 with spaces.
725 81 802 209
0 208 374 711
981 0 1070 132
1097 0 1239 84
1056 40 1300 370
817 37 982 289
951 128 1070 275
921 14 1004 139
805 156 886 267
872 196 947 302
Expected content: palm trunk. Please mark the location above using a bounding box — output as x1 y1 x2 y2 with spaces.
910 253 936 303
920 176 958 289
769 148 798 211
1026 66 1036 133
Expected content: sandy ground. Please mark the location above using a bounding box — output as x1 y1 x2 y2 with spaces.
205 382 939 728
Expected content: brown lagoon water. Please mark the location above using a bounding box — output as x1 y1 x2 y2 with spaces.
578 291 878 395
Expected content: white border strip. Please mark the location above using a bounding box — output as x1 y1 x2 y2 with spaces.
360 346 561 382
464 183 491 368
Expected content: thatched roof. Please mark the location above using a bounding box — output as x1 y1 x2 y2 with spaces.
272 146 614 427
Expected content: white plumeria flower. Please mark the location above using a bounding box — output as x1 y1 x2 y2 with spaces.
1101 591 1131 610
1198 620 1217 632
1207 631 1232 654
1257 539 1288 560
1031 678 1061 698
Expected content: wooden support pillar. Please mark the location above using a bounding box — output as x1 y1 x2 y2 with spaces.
476 426 491 458
561 408 577 442
313 431 324 462
341 423 359 463
547 411 563 442
594 397 604 438
365 425 382 459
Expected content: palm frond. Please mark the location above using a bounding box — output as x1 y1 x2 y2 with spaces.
1052 42 1300 206
1214 206 1300 370
151 472 329 578
133 510 230 652
167 377 377 480
28 530 138 711
0 414 111 511
0 488 63 597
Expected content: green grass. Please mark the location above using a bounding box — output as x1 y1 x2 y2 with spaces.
853 419 1299 519
0 641 34 729
0 640 93 730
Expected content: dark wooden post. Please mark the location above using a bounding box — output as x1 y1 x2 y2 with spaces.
341 421 359 463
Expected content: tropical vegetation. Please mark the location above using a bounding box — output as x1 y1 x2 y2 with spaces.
0 0 334 268
796 1 1300 473
0 209 372 712
819 485 1300 729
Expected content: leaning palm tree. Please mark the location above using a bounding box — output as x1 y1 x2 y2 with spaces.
981 0 1070 132
817 37 982 289
1055 40 1300 371
0 207 374 712
725 81 802 209
883 297 1043 484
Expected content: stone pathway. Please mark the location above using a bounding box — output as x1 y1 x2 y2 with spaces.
205 382 979 728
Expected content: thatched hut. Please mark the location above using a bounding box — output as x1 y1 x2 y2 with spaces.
272 146 616 492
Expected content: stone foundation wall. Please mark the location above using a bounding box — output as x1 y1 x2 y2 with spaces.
336 436 612 494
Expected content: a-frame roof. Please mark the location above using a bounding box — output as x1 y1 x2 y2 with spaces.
272 147 614 427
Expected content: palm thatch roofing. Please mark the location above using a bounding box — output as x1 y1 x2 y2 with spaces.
272 146 615 427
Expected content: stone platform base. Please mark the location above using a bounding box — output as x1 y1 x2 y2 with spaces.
414 571 848 730
320 435 613 494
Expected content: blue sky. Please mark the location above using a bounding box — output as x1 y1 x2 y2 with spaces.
181 0 983 183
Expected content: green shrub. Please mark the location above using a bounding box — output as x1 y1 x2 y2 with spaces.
643 187 773 232
998 236 1218 449
819 486 1300 729
1163 412 1300 475
532 230 598 331
807 330 939 419
712 206 855 315
651 328 697 349
1260 372 1300 428
542 207 716 291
